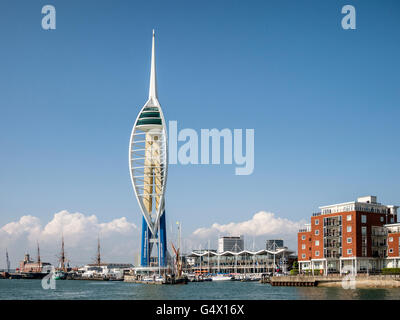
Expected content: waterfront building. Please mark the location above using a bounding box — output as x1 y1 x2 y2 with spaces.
78 263 133 277
298 196 399 274
186 247 296 274
218 236 244 253
385 223 400 268
266 240 284 251
129 30 168 268
18 253 51 273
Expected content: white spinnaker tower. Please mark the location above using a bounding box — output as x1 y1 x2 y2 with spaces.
129 30 168 267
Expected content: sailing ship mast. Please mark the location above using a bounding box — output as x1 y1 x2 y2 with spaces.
171 243 182 277
96 236 101 267
6 249 10 273
37 241 41 272
59 234 66 271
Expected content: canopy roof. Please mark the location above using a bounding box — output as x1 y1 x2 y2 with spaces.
186 248 295 258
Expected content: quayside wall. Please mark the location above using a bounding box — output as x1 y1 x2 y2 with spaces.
269 274 400 288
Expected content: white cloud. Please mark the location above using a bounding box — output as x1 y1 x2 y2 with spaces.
2 215 41 238
193 211 303 237
99 217 135 235
0 210 140 268
190 211 305 252
0 210 304 268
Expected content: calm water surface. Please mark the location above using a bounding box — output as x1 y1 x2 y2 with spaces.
0 279 399 300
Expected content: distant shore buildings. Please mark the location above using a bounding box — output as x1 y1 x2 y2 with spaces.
218 236 244 253
186 236 296 274
18 253 51 273
298 195 400 274
266 240 285 251
79 263 133 278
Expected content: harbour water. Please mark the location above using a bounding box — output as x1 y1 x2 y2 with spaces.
1 279 400 300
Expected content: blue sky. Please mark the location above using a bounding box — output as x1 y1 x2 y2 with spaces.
1 0 400 259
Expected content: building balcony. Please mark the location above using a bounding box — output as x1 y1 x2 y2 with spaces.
324 223 341 227
371 232 387 237
372 253 386 258
372 243 386 248
324 233 342 238
325 254 341 259
324 244 342 249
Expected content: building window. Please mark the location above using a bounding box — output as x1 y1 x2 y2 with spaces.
347 249 352 255
389 237 393 242
315 240 319 246
302 254 306 259
389 249 393 254
315 230 319 236
301 235 306 240
361 226 367 235
391 218 394 223
347 226 352 232
302 244 306 249
380 217 384 222
347 237 352 244
315 219 319 225
315 251 320 257
347 215 352 221
361 215 367 223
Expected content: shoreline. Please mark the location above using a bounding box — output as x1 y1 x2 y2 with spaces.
269 275 400 288
317 279 400 288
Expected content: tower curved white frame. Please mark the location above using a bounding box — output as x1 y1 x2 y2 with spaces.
129 30 168 240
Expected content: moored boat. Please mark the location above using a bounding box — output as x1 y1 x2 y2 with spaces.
52 270 67 280
211 274 234 281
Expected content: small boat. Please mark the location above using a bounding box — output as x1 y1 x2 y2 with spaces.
211 274 233 281
142 275 164 283
186 274 204 282
21 272 48 279
108 276 124 281
81 271 109 281
52 270 66 280
107 270 124 281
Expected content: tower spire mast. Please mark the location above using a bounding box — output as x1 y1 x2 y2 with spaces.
6 249 10 273
96 236 101 267
37 241 41 272
149 29 158 100
129 30 168 269
59 234 66 271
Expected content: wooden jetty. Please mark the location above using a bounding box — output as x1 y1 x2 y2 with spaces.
259 275 336 286
269 276 318 287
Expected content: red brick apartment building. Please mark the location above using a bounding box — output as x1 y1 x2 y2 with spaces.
298 196 399 274
386 223 400 268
